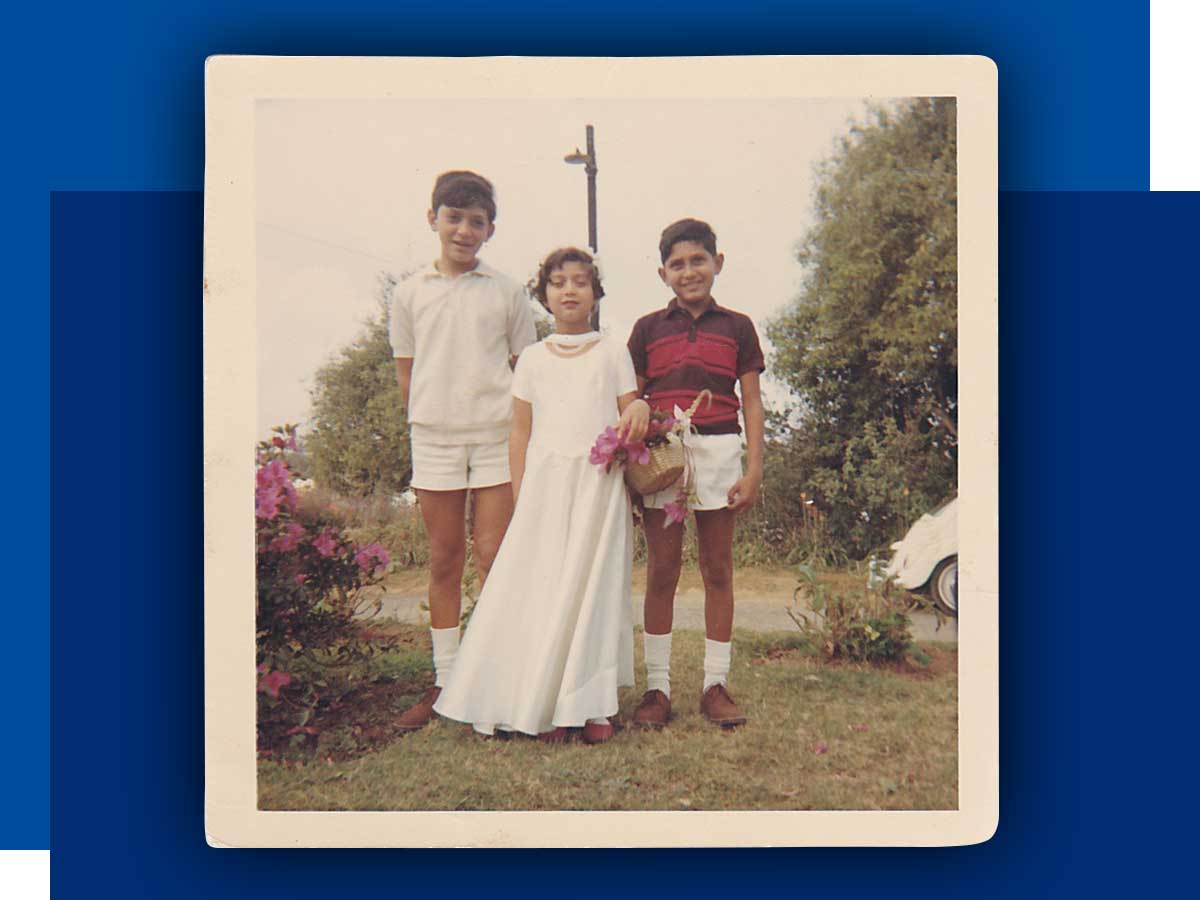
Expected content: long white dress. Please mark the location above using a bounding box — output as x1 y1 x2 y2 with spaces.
433 334 637 735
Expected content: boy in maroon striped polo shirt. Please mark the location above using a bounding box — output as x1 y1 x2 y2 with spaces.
627 218 766 729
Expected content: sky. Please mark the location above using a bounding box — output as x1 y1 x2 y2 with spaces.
255 96 876 437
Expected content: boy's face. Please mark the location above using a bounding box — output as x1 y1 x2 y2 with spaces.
658 240 724 308
427 204 494 268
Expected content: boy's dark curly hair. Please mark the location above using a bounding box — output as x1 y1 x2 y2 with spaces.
431 170 497 222
529 246 605 310
658 217 718 262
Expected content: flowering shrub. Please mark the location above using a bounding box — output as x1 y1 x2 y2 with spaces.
255 424 394 751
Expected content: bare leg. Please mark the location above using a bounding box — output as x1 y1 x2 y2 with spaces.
470 482 515 588
694 508 736 642
642 507 684 634
416 488 468 629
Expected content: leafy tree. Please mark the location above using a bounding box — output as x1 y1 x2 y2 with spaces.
306 273 412 497
766 98 958 557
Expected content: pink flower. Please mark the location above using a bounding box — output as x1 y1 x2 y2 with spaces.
286 432 299 450
272 436 286 448
293 573 308 587
314 532 337 557
255 491 279 520
255 458 298 518
625 439 650 466
256 458 288 489
647 415 676 439
258 669 293 699
269 522 306 553
662 501 687 526
589 426 623 468
354 542 391 576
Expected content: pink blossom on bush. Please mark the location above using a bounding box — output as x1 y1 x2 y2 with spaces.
255 491 280 520
354 542 391 576
258 669 293 699
313 531 337 557
269 522 306 553
255 457 298 520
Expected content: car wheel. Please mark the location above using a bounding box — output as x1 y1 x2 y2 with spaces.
930 556 958 616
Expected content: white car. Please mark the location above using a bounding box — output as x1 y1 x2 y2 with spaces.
884 496 958 616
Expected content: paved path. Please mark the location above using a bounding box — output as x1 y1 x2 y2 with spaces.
374 574 957 644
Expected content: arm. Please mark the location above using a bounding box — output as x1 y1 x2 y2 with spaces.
393 357 414 411
509 397 533 503
727 371 765 512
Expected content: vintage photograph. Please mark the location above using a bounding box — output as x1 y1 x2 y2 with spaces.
205 57 996 846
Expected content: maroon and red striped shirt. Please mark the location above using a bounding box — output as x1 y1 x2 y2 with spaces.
627 297 765 435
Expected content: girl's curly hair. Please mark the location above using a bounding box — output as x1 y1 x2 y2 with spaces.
529 246 605 310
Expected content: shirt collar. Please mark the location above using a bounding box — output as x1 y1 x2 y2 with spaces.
666 296 726 319
420 258 495 280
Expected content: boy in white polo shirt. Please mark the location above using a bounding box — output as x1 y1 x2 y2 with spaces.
389 170 537 731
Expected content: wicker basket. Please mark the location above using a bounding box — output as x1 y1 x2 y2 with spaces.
623 390 712 496
624 441 685 494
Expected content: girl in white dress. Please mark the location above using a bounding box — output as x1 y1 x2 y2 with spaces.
433 247 649 744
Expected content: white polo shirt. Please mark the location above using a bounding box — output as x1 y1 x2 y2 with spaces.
390 259 537 445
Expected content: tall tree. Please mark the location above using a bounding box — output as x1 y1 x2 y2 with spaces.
306 273 412 497
767 98 958 556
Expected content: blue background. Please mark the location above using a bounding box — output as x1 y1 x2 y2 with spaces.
29 0 1188 893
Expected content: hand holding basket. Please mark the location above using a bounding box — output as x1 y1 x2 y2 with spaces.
623 390 712 495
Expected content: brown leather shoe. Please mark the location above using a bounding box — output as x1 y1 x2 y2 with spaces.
631 689 671 729
582 719 614 744
538 726 571 744
700 683 747 727
396 686 441 732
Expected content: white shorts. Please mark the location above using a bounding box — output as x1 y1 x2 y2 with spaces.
643 432 744 512
410 434 510 492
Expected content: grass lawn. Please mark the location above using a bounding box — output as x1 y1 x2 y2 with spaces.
258 625 957 812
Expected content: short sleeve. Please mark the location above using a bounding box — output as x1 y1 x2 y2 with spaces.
389 279 415 358
511 345 537 403
627 318 648 379
736 315 766 377
507 281 538 357
612 341 638 397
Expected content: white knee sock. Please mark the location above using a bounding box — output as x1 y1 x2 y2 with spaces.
644 630 672 698
703 638 731 691
431 625 460 688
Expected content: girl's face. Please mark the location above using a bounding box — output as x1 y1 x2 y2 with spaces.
545 261 597 334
